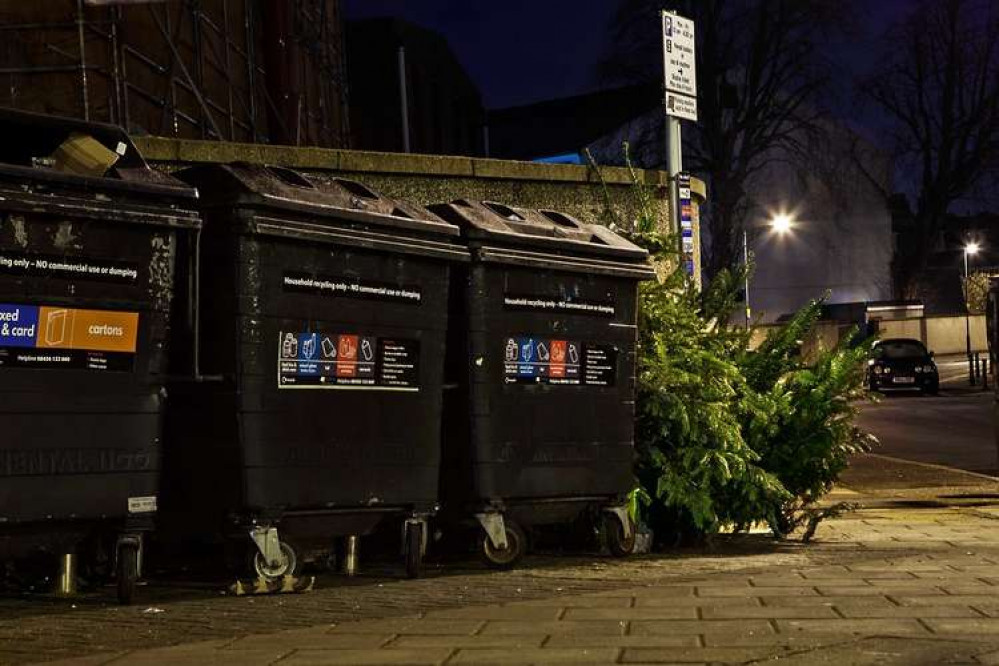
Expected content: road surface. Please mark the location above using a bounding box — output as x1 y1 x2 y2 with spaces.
856 382 997 476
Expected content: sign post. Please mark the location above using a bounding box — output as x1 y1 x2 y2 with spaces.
661 11 697 279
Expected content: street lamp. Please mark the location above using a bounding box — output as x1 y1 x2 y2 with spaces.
964 242 980 383
743 213 794 327
771 214 793 235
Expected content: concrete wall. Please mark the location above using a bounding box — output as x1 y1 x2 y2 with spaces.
878 315 987 355
131 137 674 234
751 315 988 359
749 321 849 361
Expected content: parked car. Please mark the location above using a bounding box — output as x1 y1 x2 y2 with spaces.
867 338 939 395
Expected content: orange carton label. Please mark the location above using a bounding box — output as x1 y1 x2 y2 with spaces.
37 307 139 353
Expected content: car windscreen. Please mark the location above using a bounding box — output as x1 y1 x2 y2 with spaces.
875 340 928 359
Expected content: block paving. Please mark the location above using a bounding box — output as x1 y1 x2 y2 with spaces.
6 467 999 665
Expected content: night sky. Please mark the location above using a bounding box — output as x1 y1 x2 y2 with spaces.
344 0 918 112
343 0 618 109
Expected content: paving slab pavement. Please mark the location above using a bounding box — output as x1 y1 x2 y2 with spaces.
11 459 999 665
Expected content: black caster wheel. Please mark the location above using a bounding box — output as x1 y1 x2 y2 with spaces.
480 520 527 570
604 513 637 558
250 540 301 582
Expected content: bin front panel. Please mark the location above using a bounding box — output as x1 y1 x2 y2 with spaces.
222 226 449 514
0 207 178 525
466 262 639 503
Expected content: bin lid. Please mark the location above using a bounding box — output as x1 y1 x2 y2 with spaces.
0 107 198 204
428 199 656 279
177 163 467 262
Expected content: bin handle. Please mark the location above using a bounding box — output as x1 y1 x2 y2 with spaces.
189 227 224 383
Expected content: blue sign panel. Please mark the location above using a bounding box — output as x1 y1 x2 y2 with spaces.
0 304 39 347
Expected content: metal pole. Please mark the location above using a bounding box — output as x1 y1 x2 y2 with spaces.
661 12 683 244
56 553 77 596
397 46 411 153
966 250 974 385
76 0 90 121
343 535 359 576
744 228 751 327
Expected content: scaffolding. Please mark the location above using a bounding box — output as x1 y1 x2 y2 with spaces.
0 0 350 148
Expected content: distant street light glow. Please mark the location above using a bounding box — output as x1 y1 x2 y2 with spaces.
965 242 980 255
770 214 793 234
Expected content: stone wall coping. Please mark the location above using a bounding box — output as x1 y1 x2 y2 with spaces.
131 136 680 188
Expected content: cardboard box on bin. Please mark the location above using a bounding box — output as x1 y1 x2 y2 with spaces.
50 133 126 177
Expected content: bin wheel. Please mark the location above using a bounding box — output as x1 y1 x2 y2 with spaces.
405 522 423 579
116 543 139 605
604 514 636 558
481 521 527 570
251 540 301 582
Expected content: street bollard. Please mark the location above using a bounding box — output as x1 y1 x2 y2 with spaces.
55 553 77 596
984 355 990 390
344 536 360 576
969 353 977 386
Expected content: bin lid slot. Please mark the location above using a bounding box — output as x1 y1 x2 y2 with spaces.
266 166 316 189
334 178 379 200
483 201 525 221
540 210 584 230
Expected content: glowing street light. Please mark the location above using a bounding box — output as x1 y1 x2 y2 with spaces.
743 212 797 327
770 213 793 234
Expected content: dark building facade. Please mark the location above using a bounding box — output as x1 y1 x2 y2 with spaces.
0 0 349 147
347 18 484 156
486 83 659 162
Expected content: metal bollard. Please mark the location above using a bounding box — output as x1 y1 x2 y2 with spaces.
969 353 976 386
55 553 77 596
343 536 360 576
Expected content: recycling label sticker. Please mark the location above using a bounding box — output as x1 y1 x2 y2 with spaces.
278 329 419 391
0 303 139 372
502 336 617 386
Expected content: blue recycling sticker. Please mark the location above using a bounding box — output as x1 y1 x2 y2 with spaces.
297 332 319 375
517 337 536 377
0 304 39 347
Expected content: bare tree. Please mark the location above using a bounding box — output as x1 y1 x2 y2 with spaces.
598 0 840 279
861 0 999 299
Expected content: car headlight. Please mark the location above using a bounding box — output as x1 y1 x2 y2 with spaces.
923 365 936 373
873 366 882 375
915 366 924 373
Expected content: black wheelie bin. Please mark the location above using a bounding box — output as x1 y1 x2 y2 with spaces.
0 109 200 602
429 200 656 568
164 164 466 581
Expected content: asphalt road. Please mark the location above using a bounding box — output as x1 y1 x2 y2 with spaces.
855 383 997 476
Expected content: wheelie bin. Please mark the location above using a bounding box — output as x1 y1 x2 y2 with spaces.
0 108 200 602
164 163 466 581
429 199 656 567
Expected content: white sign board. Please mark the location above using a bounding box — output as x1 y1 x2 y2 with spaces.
666 91 698 122
662 12 697 121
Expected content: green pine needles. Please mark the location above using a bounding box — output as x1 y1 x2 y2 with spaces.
591 145 876 543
